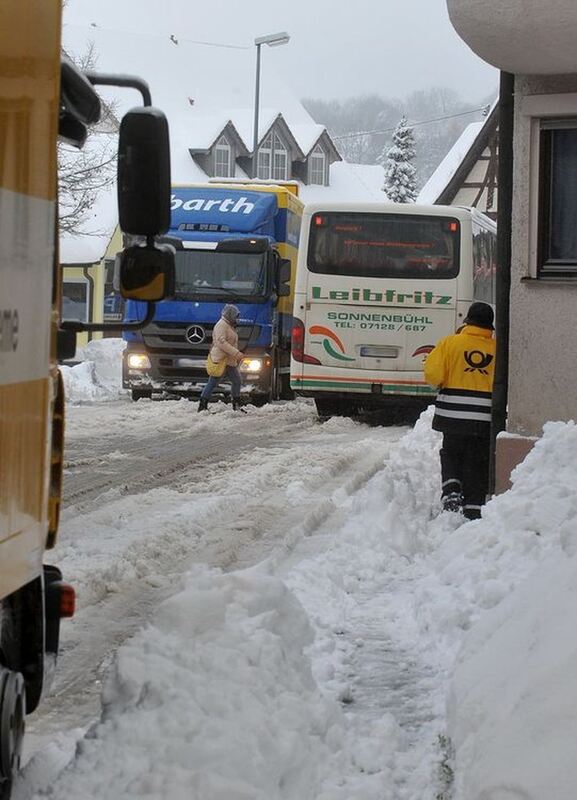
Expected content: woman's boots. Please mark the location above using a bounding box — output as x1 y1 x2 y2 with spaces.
198 397 245 412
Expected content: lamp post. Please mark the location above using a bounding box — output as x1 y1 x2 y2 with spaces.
252 31 290 179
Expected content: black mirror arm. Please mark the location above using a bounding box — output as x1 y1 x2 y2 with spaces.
84 72 152 107
60 301 155 333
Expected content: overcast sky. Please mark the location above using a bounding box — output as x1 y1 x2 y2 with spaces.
64 0 498 105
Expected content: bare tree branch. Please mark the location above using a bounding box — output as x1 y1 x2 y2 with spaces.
58 43 119 236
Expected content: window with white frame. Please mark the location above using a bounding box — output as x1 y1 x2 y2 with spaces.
309 144 326 185
272 133 287 180
214 136 232 177
257 131 288 180
257 133 272 179
538 119 577 276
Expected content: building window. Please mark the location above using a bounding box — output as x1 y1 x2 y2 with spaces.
272 133 287 180
257 131 288 180
309 144 326 185
214 136 231 177
538 120 577 277
103 259 124 324
62 280 89 322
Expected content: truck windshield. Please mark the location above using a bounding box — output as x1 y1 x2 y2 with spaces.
174 250 267 300
308 212 460 279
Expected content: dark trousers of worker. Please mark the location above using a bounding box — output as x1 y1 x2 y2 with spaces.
440 433 490 520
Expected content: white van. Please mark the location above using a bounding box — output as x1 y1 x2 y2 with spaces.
290 203 496 417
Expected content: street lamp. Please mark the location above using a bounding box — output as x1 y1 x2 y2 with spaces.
252 31 290 179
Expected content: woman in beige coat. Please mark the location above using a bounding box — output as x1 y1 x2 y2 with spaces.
198 304 244 411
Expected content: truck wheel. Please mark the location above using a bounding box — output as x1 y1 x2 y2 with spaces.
0 668 25 799
280 373 294 401
250 394 269 408
131 389 151 402
270 355 282 402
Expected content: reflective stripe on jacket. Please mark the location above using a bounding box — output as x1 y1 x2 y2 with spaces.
424 324 496 436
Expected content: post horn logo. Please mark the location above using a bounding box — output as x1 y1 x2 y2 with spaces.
309 325 355 362
464 350 494 374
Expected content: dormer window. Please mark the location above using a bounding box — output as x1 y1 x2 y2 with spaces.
309 144 327 185
257 131 288 180
214 136 231 177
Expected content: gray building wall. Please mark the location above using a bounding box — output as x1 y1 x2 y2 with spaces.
508 75 577 436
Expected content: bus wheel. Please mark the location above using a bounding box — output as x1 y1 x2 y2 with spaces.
315 398 358 418
0 668 25 799
315 398 337 418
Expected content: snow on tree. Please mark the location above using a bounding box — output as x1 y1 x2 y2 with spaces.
380 116 418 202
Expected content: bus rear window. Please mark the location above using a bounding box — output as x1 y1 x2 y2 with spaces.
308 212 460 279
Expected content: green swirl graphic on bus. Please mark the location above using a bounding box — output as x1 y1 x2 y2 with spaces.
309 325 356 362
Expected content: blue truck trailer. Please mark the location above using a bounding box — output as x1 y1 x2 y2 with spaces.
122 182 303 403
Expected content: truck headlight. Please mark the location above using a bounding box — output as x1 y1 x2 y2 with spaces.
127 353 151 370
240 358 263 373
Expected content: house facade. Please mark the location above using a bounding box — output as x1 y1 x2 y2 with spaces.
418 105 499 220
187 111 343 189
447 0 577 489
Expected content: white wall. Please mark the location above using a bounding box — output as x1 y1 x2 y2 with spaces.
447 0 577 74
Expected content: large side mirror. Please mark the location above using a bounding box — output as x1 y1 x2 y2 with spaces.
277 257 291 297
118 107 171 236
118 244 175 302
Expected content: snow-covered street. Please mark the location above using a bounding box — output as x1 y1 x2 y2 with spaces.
12 349 577 799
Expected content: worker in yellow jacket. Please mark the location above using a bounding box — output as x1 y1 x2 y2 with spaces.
424 302 496 520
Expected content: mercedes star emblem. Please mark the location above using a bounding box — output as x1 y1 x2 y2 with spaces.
185 325 206 345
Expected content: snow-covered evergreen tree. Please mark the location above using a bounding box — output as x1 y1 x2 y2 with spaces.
380 116 418 202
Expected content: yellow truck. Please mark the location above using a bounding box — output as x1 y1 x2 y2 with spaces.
0 3 174 795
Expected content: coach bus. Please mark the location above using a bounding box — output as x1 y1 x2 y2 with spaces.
290 203 496 417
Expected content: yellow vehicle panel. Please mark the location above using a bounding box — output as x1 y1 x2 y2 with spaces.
0 0 62 597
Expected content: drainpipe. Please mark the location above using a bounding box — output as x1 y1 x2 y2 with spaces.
489 71 515 494
82 266 95 343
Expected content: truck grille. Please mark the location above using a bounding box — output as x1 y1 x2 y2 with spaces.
142 322 260 353
141 322 262 380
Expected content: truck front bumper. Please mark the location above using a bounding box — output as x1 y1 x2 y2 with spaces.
123 345 272 398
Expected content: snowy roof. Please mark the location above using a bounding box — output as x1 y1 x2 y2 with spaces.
300 163 385 204
59 24 376 262
185 115 237 152
417 120 486 204
417 99 498 205
62 25 312 134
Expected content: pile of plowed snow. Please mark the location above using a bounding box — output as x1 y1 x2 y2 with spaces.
61 338 125 403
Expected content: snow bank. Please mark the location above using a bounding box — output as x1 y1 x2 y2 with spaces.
38 566 343 800
447 421 577 800
18 407 577 800
282 413 577 799
61 338 125 403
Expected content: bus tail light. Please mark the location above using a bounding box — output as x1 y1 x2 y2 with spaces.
292 318 321 365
